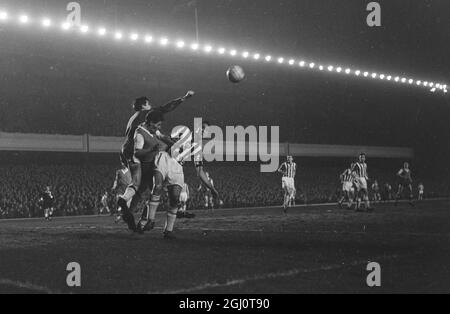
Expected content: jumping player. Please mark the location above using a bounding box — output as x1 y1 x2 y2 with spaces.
352 153 373 212
278 156 297 214
135 111 185 239
395 162 414 206
338 163 356 210
40 186 55 221
117 91 194 230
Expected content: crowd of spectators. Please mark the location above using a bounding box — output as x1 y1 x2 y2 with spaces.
0 161 448 219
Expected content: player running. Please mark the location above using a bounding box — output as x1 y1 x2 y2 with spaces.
117 91 195 230
39 186 55 221
352 153 373 212
100 191 111 215
395 162 414 206
338 163 356 210
278 156 297 214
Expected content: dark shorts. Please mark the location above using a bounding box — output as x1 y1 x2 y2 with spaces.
138 162 156 195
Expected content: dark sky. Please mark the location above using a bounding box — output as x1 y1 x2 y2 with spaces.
0 0 449 165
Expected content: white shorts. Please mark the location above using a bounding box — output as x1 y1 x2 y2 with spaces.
282 177 295 194
342 182 354 193
354 177 368 191
154 152 184 188
179 192 188 203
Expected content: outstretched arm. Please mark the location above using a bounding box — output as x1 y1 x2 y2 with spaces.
158 91 195 114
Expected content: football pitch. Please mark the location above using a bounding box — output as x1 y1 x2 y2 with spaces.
0 200 449 294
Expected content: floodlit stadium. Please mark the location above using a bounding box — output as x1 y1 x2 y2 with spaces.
0 0 449 297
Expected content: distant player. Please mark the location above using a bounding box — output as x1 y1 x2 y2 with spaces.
100 192 111 215
117 91 195 230
111 157 132 223
371 180 381 203
338 163 356 210
177 183 195 219
278 156 297 214
352 153 373 212
198 172 215 211
395 162 414 206
39 186 55 221
418 183 425 201
383 183 393 202
193 121 220 203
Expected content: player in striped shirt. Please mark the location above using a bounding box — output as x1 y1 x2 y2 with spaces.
338 163 356 210
395 162 414 206
277 156 297 214
351 153 373 211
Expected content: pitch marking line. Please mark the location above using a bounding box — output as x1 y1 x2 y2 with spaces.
0 279 58 294
151 254 400 294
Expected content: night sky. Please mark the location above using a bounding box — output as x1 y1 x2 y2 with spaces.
0 0 449 166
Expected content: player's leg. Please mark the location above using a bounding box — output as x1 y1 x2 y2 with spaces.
164 185 182 239
407 184 414 206
137 170 162 233
119 161 141 209
395 184 403 206
363 188 372 211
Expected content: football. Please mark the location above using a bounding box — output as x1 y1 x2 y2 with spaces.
226 65 245 83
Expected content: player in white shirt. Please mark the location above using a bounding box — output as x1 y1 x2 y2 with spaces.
278 156 297 214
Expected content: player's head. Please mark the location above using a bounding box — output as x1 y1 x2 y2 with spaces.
403 162 409 169
359 153 366 162
287 155 293 163
133 97 152 112
145 110 164 132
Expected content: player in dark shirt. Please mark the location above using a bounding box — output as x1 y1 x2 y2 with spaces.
118 91 195 223
39 186 55 221
395 162 414 206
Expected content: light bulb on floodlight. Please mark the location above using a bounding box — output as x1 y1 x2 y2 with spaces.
387 76 392 81
416 81 421 86
380 74 385 80
408 79 413 84
371 73 377 78
394 77 400 82
319 65 324 71
278 58 284 64
309 63 315 69
114 32 123 40
80 25 89 33
144 35 153 43
363 72 369 77
355 70 361 76
62 22 72 30
0 11 8 20
345 68 351 74
230 49 237 56
159 38 169 46
328 66 334 72
176 41 185 48
336 67 342 73
265 56 272 62
299 61 305 67
42 18 52 27
253 53 260 60
130 33 139 41
218 48 226 54
97 28 106 36
242 51 249 58
401 78 406 83
204 45 213 53
19 15 29 24
289 59 295 65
